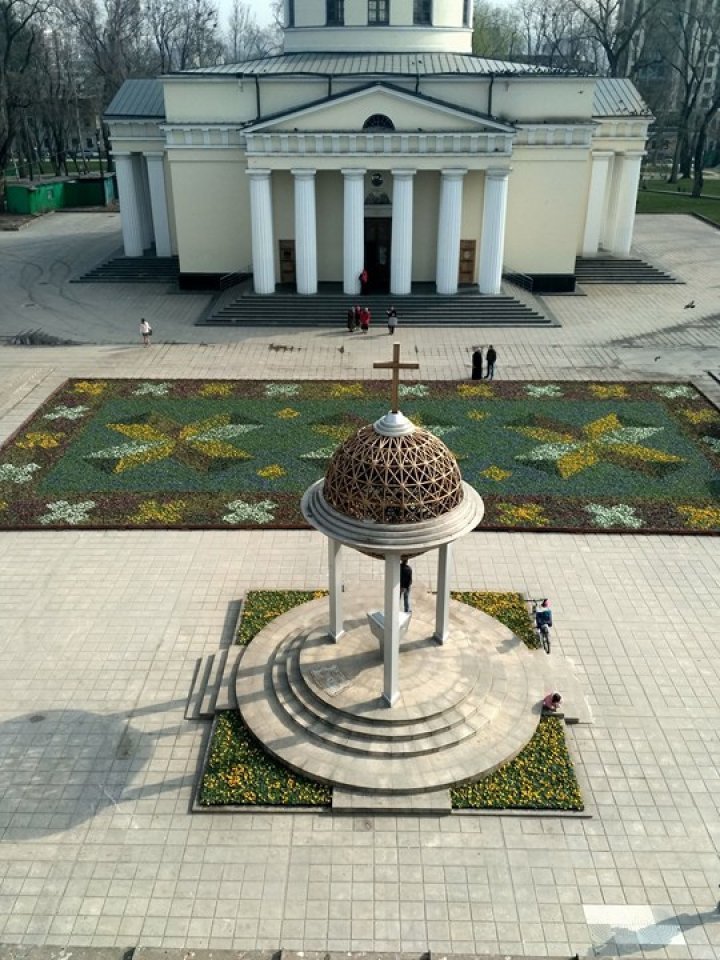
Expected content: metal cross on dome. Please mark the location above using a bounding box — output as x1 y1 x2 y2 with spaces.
373 342 420 414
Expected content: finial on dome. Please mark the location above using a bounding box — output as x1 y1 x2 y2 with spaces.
374 410 415 437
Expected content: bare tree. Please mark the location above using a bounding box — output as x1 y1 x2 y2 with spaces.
0 0 48 196
565 0 665 76
472 0 523 59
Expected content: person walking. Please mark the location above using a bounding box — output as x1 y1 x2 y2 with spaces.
485 344 497 379
346 307 355 333
471 346 483 380
360 306 370 333
400 558 413 613
140 318 152 347
353 304 361 330
359 267 369 295
386 305 398 335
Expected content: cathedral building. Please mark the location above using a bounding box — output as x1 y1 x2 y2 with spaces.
106 0 652 295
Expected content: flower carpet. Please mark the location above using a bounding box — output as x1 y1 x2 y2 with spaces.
1 378 719 533
198 590 583 810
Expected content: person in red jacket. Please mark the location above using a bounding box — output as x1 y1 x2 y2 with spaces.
360 306 370 333
359 268 369 294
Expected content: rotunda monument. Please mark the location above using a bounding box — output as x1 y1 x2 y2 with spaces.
236 348 544 804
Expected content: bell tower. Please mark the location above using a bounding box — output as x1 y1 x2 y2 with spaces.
282 0 474 55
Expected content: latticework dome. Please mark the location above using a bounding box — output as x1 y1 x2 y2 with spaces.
323 424 463 524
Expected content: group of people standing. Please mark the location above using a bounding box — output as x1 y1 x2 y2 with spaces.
346 304 399 335
471 345 497 380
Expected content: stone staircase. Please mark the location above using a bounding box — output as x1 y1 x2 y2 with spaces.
185 647 239 721
73 254 180 284
575 255 679 284
200 290 550 327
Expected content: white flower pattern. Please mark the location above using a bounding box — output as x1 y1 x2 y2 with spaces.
265 383 300 398
43 405 90 421
223 498 276 524
526 384 563 398
0 463 41 484
585 503 644 529
133 382 171 397
39 500 96 525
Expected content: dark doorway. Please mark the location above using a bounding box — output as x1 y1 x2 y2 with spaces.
364 217 391 293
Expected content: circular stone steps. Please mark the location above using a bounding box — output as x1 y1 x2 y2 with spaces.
236 587 544 794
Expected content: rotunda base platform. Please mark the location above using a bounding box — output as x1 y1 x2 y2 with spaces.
236 587 545 795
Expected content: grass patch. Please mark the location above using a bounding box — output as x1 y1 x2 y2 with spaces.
1 379 718 534
637 188 720 225
199 590 583 811
451 716 584 811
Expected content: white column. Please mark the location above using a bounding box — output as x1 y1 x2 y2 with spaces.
342 168 366 295
601 155 619 251
434 544 452 645
145 153 172 258
328 539 344 643
247 169 276 295
134 156 154 251
609 151 645 256
582 151 613 257
114 153 144 257
478 167 510 295
293 168 318 295
435 169 466 295
390 169 415 296
383 555 401 707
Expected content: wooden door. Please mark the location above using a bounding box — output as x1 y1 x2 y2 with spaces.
279 239 296 285
459 239 476 284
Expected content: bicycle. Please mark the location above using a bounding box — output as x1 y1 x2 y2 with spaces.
530 598 552 654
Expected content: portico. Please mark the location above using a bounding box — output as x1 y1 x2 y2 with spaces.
105 0 653 298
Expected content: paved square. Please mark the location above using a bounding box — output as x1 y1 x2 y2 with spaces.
0 213 719 957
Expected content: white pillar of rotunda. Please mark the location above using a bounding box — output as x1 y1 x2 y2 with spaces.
601 155 620 251
293 169 318 295
435 169 467 296
328 539 344 643
114 153 144 257
145 153 172 258
609 151 645 256
434 544 452 645
582 151 613 257
390 169 416 296
478 167 510 295
247 169 276 295
383 555 401 706
342 169 366 296
135 155 154 252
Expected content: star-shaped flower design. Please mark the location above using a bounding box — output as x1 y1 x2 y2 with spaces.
88 413 259 474
512 413 683 479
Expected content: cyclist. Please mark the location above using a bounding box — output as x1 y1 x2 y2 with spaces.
535 598 552 633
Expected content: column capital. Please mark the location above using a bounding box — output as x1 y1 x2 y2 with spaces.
341 168 367 179
391 168 417 179
486 166 512 181
591 150 615 160
440 168 468 181
291 168 317 179
246 168 272 180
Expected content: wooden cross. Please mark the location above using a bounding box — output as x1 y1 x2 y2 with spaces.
373 342 420 414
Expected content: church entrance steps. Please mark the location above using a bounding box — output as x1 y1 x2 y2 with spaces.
200 290 551 327
72 254 180 284
236 588 543 795
575 256 679 284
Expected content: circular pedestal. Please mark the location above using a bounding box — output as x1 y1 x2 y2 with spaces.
236 587 544 794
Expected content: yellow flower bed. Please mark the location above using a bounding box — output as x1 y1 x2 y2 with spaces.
16 431 64 450
131 499 187 524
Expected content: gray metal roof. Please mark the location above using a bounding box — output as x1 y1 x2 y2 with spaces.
105 79 165 119
178 52 553 78
593 78 651 117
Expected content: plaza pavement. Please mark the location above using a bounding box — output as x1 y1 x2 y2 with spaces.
0 213 719 957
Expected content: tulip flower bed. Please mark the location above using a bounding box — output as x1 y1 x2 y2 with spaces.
2 377 716 533
198 590 583 811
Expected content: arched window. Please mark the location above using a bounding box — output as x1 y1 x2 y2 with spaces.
363 114 395 131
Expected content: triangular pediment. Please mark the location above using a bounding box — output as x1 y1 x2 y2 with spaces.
244 83 514 135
